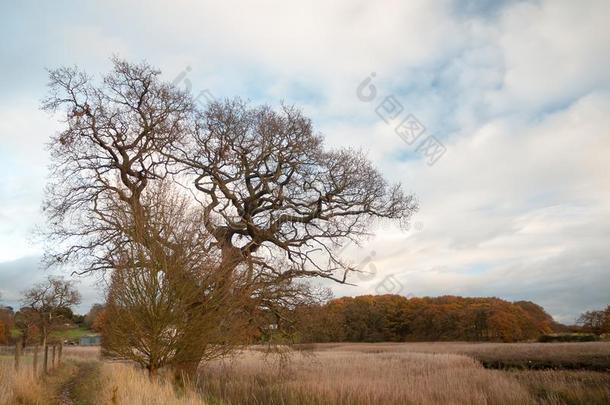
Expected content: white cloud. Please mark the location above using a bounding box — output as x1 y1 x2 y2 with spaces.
489 0 610 112
340 90 610 321
1 0 609 321
0 100 54 261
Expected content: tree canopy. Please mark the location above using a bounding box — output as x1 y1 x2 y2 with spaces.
292 295 557 343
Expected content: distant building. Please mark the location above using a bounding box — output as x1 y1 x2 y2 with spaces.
79 334 102 346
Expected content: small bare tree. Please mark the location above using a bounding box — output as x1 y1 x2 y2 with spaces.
578 307 610 335
21 276 81 373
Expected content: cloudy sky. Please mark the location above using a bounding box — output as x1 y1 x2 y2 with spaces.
1 0 609 322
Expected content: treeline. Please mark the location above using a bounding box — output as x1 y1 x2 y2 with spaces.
292 295 560 343
0 302 109 347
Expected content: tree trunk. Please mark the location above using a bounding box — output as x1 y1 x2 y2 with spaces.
43 342 49 374
42 323 48 374
58 342 63 366
33 345 39 377
52 345 56 369
14 338 22 371
148 365 159 381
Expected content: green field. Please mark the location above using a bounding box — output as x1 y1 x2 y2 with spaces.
10 326 93 340
50 326 92 340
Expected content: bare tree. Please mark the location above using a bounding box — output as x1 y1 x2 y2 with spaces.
21 276 81 373
42 58 193 275
100 183 256 378
578 306 610 335
166 100 417 375
169 99 417 280
42 58 418 379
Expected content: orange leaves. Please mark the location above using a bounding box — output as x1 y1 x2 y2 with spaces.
294 295 558 343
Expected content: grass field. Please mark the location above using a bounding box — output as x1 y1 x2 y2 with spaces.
50 326 93 340
296 342 610 371
1 342 609 404
199 343 610 405
0 346 204 405
9 326 94 341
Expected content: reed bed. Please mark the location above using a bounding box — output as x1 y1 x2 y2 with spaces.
198 349 533 405
507 370 610 405
296 341 610 370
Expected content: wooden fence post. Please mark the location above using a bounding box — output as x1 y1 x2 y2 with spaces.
42 326 48 375
14 338 22 371
43 343 49 374
33 345 39 378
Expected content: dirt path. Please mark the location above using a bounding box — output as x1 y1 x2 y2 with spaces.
58 375 76 405
54 362 102 405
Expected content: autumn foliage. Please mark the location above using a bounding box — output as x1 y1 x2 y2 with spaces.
293 295 556 343
0 321 6 345
0 309 13 345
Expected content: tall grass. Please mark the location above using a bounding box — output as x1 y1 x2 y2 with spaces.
1 356 205 405
61 345 102 359
198 350 533 405
299 341 610 358
98 363 206 405
3 342 610 404
508 370 610 405
296 341 610 370
0 359 46 405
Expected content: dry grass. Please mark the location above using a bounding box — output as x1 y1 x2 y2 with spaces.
3 342 610 404
1 347 100 405
61 345 102 359
98 362 206 405
296 341 610 370
198 343 610 405
300 341 610 356
198 349 533 405
0 358 55 405
1 354 205 405
508 370 610 405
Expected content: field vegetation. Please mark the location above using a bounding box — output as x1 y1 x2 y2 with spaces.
0 347 205 405
300 341 610 371
2 343 609 404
